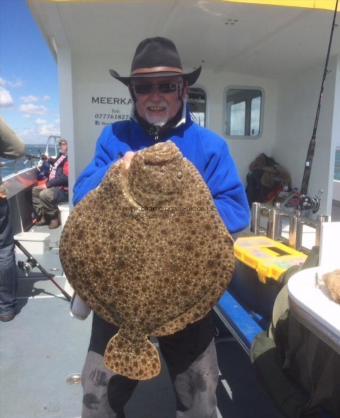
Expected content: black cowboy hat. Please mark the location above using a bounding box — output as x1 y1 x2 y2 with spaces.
109 37 201 86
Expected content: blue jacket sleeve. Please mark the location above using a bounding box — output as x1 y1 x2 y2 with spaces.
204 139 250 234
73 126 117 206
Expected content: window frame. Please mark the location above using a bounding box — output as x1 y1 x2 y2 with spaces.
224 86 264 139
188 85 208 128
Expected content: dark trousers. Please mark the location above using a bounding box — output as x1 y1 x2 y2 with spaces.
81 316 219 418
32 186 68 220
0 199 17 315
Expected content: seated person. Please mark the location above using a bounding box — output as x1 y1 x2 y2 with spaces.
32 138 69 229
36 154 51 181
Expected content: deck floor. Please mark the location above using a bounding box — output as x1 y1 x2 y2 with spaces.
1 296 282 418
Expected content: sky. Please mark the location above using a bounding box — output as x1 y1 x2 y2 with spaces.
0 0 60 144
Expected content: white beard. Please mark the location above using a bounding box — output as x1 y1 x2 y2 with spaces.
144 103 170 127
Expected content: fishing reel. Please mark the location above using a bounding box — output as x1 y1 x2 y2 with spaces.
298 191 322 213
17 257 38 277
281 189 323 214
14 239 72 300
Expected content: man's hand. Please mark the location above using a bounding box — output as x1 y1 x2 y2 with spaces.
121 151 134 169
0 188 7 200
115 151 134 170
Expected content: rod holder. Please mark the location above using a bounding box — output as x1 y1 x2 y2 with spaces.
267 204 281 240
315 215 331 247
289 211 302 249
251 202 261 235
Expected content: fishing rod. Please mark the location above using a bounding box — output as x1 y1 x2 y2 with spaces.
300 0 339 198
24 154 40 160
15 239 72 301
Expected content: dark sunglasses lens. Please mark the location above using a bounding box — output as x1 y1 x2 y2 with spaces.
134 84 153 95
158 83 178 93
133 82 178 95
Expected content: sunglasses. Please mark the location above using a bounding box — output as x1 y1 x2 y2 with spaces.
132 81 181 95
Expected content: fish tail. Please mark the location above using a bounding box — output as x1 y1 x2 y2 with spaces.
104 329 160 380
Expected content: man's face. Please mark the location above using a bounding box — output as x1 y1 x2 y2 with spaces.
131 76 188 127
60 142 68 155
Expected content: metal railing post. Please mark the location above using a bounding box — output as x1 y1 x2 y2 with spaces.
251 202 261 235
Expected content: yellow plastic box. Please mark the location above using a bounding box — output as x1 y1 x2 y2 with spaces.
234 236 307 283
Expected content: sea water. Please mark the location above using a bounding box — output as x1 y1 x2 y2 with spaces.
0 144 56 179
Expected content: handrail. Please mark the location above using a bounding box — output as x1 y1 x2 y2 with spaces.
44 135 61 158
0 155 39 182
250 202 331 252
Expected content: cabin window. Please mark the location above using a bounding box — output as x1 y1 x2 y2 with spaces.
189 87 206 127
225 88 263 138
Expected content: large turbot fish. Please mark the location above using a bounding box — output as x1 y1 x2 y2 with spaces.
59 141 234 380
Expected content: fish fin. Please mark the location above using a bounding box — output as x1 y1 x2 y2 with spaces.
104 329 160 380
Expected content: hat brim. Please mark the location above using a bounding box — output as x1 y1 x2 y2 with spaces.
109 67 201 87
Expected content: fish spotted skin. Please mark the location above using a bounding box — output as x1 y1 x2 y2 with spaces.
59 141 234 380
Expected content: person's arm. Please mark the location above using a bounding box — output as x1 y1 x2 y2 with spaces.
0 117 25 159
47 160 69 188
203 139 250 234
63 159 69 177
47 174 68 188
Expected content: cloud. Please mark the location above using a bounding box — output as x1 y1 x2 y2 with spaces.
34 117 60 137
0 77 23 88
35 118 47 125
19 103 47 116
0 87 14 107
19 119 60 143
21 95 51 103
19 127 35 139
37 122 60 137
21 95 39 103
8 79 23 88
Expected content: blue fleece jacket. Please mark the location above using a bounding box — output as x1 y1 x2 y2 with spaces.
73 115 250 233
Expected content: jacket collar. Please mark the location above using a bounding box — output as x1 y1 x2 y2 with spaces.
131 101 192 142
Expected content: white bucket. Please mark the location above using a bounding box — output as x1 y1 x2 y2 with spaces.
14 232 50 255
58 203 70 229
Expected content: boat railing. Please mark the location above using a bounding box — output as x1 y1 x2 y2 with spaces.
44 135 61 159
250 202 331 252
0 157 40 234
0 154 39 182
